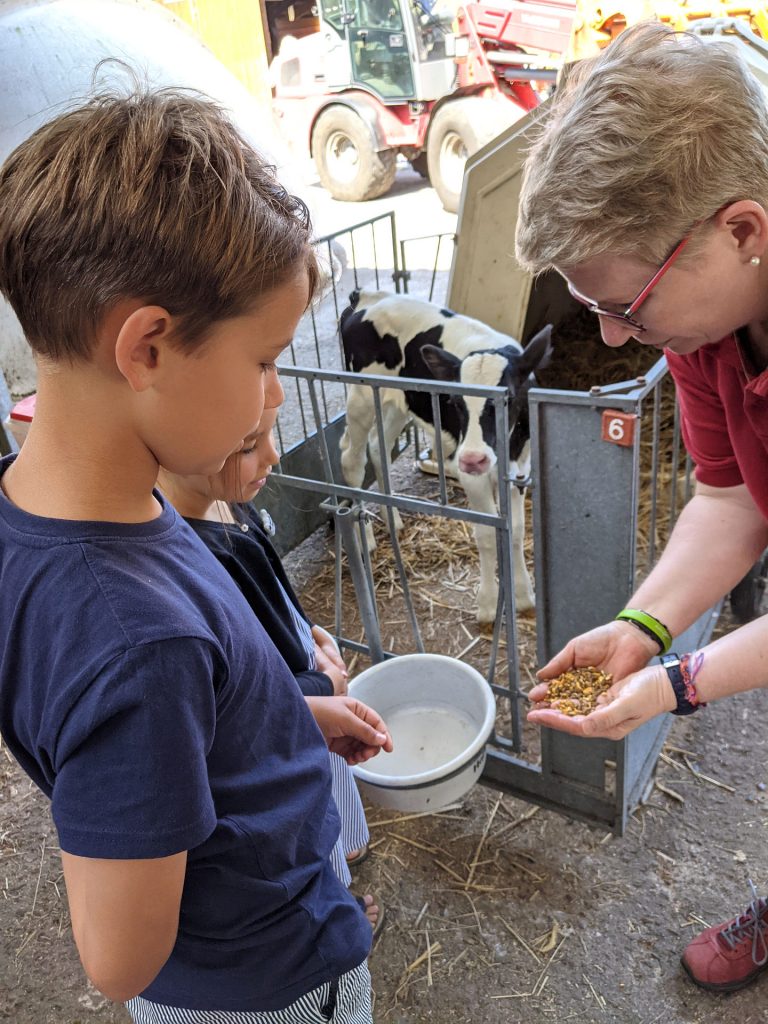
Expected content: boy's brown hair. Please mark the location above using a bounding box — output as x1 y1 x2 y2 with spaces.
0 88 318 361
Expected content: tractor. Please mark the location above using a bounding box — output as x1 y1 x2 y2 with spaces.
267 0 575 211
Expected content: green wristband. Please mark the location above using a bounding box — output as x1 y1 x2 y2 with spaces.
615 608 673 655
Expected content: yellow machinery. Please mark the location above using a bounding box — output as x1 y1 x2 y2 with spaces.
568 0 768 60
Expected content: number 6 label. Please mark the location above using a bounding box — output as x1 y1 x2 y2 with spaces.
601 410 637 447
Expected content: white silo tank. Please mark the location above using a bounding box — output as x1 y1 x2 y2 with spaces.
0 0 307 394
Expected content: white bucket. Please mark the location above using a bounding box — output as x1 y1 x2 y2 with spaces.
348 653 495 812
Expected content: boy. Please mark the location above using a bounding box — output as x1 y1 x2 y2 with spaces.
0 88 390 1021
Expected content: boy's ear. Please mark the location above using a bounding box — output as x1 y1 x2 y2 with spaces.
114 306 175 393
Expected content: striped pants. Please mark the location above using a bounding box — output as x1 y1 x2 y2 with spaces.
125 960 372 1024
328 752 370 887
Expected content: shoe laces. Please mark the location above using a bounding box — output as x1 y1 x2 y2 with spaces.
719 880 768 966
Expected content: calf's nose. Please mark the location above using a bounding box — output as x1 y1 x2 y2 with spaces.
458 452 491 475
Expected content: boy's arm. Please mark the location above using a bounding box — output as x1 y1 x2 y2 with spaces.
61 851 187 1002
51 640 220 1001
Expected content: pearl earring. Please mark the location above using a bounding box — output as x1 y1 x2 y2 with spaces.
751 256 761 266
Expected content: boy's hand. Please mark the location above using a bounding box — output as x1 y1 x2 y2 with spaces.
305 696 393 765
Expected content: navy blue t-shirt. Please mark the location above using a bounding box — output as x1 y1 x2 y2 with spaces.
0 455 370 1011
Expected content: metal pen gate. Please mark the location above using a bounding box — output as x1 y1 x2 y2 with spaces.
260 211 717 835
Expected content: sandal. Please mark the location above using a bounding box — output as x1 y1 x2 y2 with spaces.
356 894 386 944
345 844 370 868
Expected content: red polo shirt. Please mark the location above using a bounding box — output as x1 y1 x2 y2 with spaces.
665 333 768 521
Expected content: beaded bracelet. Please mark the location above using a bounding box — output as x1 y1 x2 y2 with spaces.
679 650 707 708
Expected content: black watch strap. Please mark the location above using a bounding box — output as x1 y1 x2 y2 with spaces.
661 652 700 717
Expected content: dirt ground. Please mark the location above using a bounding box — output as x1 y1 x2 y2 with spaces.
1 586 767 1024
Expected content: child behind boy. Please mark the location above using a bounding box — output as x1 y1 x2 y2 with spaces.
0 88 391 1022
158 405 382 933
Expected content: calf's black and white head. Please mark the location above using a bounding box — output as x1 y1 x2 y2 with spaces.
421 327 552 476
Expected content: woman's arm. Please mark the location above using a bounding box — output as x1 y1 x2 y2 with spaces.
538 481 768 683
529 611 768 739
626 482 768 635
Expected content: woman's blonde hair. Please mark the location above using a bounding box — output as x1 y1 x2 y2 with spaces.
515 22 768 272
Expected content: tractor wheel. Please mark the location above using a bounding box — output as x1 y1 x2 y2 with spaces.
730 550 768 623
409 152 429 179
427 98 516 213
312 106 397 203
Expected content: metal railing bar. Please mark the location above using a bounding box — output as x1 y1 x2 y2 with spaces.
279 364 509 400
308 302 330 422
334 510 343 641
684 453 694 504
314 211 397 244
371 387 394 496
429 393 449 506
648 381 661 569
430 234 443 302
371 222 380 290
389 214 402 293
336 638 397 659
368 387 425 651
485 569 504 690
284 343 309 440
355 507 384 662
494 396 524 749
668 400 682 531
273 473 508 527
306 378 336 485
324 238 342 325
532 355 668 406
386 523 426 653
350 231 360 290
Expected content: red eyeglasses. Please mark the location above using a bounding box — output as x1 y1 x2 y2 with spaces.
567 234 692 333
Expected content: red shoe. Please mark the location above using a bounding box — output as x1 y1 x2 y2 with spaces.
682 882 768 992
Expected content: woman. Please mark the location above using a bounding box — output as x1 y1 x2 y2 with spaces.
515 23 768 993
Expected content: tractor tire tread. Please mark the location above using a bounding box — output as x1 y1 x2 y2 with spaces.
312 106 397 203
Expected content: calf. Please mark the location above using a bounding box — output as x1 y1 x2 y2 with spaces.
338 289 552 623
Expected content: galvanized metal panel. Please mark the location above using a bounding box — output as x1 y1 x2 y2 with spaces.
530 392 639 660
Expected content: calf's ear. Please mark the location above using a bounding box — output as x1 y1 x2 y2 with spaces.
518 325 554 377
421 344 462 381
